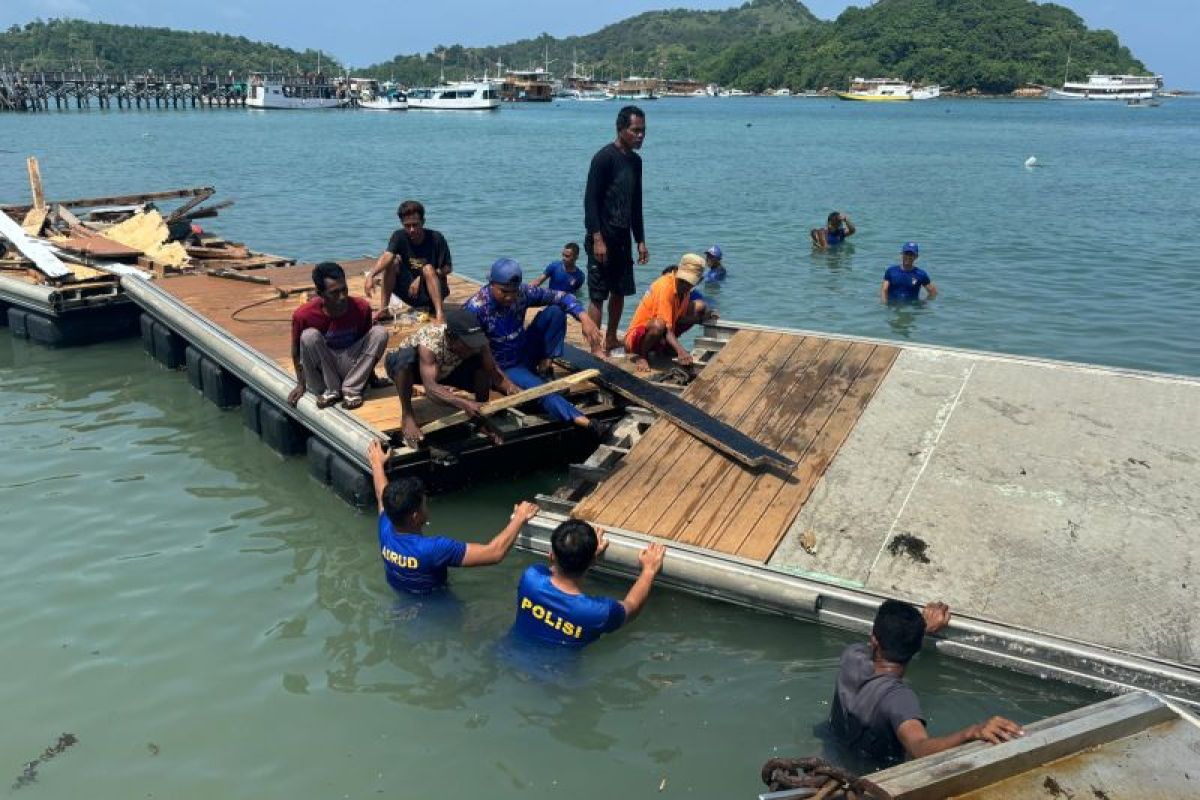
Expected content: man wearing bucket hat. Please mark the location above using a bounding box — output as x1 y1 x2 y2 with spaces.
623 253 714 372
383 306 518 449
465 258 610 438
881 242 938 304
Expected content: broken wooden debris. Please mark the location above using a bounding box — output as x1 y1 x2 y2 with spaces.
1 186 214 216
164 188 215 223
557 344 797 472
419 369 600 436
26 156 46 211
0 207 72 278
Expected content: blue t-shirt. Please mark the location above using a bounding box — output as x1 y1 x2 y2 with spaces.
465 284 584 370
378 512 467 594
826 229 847 246
704 266 727 282
512 564 626 647
883 265 931 303
542 260 585 294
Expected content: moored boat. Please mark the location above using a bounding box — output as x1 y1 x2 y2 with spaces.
1047 73 1163 101
246 73 345 109
407 80 500 111
836 77 940 102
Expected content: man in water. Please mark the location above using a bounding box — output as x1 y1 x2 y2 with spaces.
512 519 665 647
465 257 609 437
830 599 1024 766
368 440 539 594
584 105 649 355
811 211 857 249
530 242 585 295
365 199 452 323
383 306 519 450
703 244 727 282
881 241 938 303
623 253 714 372
288 261 389 411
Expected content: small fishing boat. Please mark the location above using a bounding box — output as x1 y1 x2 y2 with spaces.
354 78 407 110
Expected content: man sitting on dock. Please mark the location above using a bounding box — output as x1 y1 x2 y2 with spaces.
623 253 714 372
881 242 937 303
365 199 452 323
287 261 389 411
512 519 665 648
465 257 609 438
368 440 539 594
811 211 856 249
830 599 1023 766
384 306 520 450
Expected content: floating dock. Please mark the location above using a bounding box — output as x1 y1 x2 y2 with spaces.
526 321 1200 706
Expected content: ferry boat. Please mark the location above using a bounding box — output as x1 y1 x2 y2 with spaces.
407 80 500 111
500 68 554 102
836 77 940 102
246 73 345 109
609 77 659 101
1047 73 1164 101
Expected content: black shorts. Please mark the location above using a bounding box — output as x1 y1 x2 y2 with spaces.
585 231 635 303
394 266 450 311
385 349 484 393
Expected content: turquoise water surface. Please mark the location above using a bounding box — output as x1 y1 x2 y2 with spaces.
3 97 1190 797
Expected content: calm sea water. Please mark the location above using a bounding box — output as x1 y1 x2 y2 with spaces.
3 97 1188 797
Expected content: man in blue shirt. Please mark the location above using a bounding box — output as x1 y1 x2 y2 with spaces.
465 258 608 437
703 244 727 282
530 242 585 295
881 242 938 303
812 210 857 249
513 519 665 648
368 440 539 594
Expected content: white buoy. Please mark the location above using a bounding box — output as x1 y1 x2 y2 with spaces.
1024 155 1038 168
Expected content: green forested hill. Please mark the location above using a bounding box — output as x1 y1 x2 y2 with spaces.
360 0 819 84
0 18 337 75
708 0 1148 93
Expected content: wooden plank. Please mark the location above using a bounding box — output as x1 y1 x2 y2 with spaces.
0 207 73 278
419 370 600 434
165 189 215 223
21 207 48 236
27 156 45 211
56 234 143 260
186 244 251 260
2 186 214 215
616 333 807 535
634 336 834 545
558 343 796 472
572 331 762 519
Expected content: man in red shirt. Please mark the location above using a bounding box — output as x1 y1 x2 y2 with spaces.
287 262 389 410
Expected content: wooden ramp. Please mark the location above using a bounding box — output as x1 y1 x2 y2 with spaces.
572 330 899 562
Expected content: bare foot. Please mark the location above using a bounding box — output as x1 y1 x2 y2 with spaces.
401 418 424 450
629 355 650 373
603 335 620 355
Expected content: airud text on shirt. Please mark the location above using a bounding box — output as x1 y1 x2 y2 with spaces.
520 597 585 639
382 547 419 570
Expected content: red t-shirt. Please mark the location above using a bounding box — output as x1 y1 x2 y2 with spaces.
291 296 373 351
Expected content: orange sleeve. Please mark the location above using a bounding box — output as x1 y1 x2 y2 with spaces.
629 276 679 332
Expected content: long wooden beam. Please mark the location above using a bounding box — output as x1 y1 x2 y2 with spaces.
27 157 46 211
1 186 214 215
557 344 796 472
419 369 600 435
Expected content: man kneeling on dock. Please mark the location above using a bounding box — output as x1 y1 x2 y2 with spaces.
368 440 538 594
384 306 519 449
512 520 664 648
288 261 389 411
624 253 714 372
465 258 610 439
830 600 1023 766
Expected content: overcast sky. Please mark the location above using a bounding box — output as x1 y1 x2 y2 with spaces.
2 0 1195 87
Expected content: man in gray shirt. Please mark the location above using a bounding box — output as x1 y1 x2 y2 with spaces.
830 600 1024 766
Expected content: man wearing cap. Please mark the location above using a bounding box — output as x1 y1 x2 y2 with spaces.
465 258 609 437
383 306 519 449
584 105 649 355
624 253 714 372
288 261 390 411
812 211 857 250
881 242 938 304
704 245 726 282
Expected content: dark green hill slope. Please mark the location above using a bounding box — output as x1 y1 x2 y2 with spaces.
0 18 336 75
709 0 1148 93
361 0 819 83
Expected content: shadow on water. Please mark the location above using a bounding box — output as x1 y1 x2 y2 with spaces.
883 298 934 340
809 242 857 272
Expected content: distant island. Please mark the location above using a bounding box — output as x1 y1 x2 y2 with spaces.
0 0 1152 95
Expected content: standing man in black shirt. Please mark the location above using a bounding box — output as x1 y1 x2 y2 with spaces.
584 105 649 356
366 199 452 323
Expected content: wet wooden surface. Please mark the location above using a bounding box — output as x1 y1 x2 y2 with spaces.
572 330 899 562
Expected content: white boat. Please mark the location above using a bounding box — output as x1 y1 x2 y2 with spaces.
246 73 345 109
359 93 408 110
353 78 407 110
568 88 611 102
1047 73 1164 101
837 77 940 102
407 80 500 111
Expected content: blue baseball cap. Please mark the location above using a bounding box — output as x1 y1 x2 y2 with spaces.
901 241 919 254
706 244 723 259
489 257 522 286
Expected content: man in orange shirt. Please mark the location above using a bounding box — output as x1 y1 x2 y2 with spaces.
623 253 713 372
